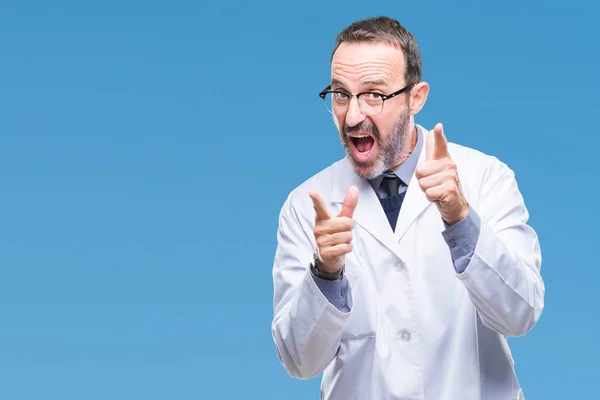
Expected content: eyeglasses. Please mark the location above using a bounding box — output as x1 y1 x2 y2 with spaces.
318 84 414 116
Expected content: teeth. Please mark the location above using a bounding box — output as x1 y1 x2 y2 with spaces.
350 134 370 138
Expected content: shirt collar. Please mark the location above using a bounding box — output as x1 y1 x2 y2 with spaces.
369 125 424 191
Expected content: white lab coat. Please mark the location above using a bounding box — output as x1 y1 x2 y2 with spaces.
271 125 544 400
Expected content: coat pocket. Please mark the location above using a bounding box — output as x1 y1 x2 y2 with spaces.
340 258 378 341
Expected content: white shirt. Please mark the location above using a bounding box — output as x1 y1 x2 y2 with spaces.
271 125 545 400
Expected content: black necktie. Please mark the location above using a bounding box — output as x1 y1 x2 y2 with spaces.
379 172 401 198
377 173 405 231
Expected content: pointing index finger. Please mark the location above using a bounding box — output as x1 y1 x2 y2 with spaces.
432 123 449 160
309 190 331 221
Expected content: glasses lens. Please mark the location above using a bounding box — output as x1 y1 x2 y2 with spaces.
322 92 334 114
322 92 349 115
359 95 383 116
322 92 384 116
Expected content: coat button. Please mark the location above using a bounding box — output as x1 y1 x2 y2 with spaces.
399 330 411 342
449 239 457 248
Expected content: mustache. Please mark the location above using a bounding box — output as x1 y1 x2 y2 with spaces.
343 121 380 139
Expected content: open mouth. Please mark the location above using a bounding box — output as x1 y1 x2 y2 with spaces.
350 135 375 153
348 134 376 162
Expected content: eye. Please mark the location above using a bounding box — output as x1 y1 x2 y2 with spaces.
365 93 382 100
333 92 350 101
361 92 383 106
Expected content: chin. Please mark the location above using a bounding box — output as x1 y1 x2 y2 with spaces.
348 157 382 180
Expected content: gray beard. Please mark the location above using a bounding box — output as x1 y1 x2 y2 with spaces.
342 109 410 180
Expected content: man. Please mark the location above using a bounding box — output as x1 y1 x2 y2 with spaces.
271 16 544 400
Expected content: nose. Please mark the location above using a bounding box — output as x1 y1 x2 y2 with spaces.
344 96 367 128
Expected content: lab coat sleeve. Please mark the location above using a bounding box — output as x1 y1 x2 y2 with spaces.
271 193 353 380
442 207 481 273
456 162 545 337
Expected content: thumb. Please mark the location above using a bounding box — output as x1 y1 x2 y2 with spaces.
426 123 449 161
338 185 359 218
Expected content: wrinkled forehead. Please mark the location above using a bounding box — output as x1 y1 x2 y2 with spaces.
331 41 406 87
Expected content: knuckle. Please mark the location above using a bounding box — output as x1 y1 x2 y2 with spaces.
415 167 423 178
446 167 457 179
341 217 353 230
316 236 327 248
425 188 435 202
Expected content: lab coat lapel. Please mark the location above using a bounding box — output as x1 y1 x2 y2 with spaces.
394 133 433 242
332 159 403 259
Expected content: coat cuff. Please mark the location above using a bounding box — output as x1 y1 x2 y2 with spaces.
441 206 481 274
311 273 350 312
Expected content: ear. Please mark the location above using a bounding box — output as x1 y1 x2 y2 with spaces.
408 81 429 116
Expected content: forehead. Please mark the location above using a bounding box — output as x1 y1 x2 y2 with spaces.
331 41 406 87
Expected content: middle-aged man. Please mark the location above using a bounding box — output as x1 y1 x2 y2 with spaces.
271 16 545 400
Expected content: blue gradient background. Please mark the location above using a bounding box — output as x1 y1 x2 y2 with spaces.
0 1 597 399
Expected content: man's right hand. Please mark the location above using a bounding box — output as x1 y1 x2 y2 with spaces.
308 186 359 273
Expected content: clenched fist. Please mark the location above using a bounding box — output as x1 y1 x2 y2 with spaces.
308 186 359 273
415 123 469 226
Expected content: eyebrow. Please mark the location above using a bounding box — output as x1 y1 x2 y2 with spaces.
331 78 389 89
331 78 346 88
362 79 388 86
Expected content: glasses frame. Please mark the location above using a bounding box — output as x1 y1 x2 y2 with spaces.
318 83 415 116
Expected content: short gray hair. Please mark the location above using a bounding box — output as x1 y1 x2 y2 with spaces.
331 16 422 85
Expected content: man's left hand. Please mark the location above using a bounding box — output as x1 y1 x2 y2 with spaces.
415 123 469 226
